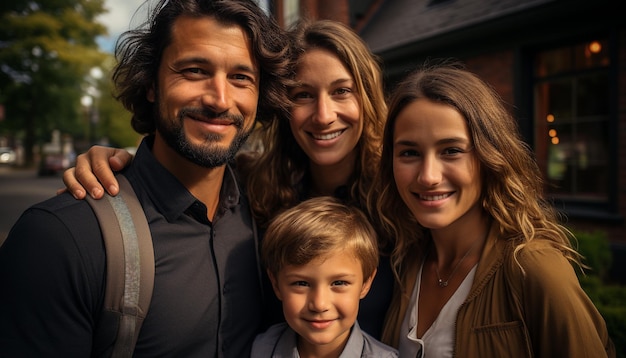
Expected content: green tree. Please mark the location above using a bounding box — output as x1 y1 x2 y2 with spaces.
0 0 110 165
89 58 142 151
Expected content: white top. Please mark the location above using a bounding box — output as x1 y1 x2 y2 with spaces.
398 259 477 358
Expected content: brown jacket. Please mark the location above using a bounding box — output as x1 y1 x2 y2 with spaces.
382 224 615 357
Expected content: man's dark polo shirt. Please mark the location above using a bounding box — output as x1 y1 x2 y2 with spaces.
0 136 263 357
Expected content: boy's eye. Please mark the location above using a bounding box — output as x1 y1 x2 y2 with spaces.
332 280 349 286
291 281 309 287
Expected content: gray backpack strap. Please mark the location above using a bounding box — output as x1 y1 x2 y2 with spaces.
87 174 154 358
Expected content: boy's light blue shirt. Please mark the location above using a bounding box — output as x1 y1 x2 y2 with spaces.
251 321 398 358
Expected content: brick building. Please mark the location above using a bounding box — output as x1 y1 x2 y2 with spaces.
265 0 625 279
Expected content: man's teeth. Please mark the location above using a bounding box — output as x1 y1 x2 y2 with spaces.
312 131 342 140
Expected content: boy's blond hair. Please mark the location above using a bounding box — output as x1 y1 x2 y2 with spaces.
262 196 379 280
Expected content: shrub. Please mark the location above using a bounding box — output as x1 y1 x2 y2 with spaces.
573 229 612 279
573 229 625 357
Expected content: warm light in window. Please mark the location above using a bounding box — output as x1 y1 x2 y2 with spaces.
549 129 557 137
547 114 555 123
589 41 602 54
551 137 559 145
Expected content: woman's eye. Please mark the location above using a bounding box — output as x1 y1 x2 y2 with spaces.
291 92 313 101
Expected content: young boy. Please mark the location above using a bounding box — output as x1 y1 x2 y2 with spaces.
252 196 398 358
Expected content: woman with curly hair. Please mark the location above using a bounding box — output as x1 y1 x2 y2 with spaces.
239 19 391 338
368 61 615 357
239 18 385 233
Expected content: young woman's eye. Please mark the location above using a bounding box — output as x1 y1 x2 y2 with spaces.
443 148 461 155
397 149 419 157
442 147 471 157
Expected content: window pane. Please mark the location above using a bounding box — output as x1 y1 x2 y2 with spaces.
573 121 609 197
534 39 610 77
577 74 609 117
534 37 610 203
546 80 573 119
546 120 609 199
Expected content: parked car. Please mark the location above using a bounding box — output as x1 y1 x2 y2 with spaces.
38 152 74 176
0 147 16 165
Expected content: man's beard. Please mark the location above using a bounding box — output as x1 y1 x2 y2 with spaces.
156 106 253 168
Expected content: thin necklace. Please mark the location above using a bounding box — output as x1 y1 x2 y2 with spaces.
434 239 480 288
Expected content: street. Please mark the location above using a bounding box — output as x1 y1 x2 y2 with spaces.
0 166 64 244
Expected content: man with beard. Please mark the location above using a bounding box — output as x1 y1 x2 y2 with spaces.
0 0 291 357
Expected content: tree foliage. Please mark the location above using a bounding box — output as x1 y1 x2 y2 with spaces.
92 57 142 150
0 0 137 165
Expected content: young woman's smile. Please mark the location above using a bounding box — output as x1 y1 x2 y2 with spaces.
392 98 482 230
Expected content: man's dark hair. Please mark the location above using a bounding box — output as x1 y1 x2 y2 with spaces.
112 0 291 134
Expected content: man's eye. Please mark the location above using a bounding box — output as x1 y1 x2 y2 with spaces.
183 68 203 74
232 73 252 82
180 68 208 79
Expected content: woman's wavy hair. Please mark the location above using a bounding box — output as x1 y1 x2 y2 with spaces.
240 19 387 230
368 60 583 282
112 0 291 135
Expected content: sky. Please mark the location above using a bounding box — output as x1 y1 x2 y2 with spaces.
96 0 147 53
95 0 271 53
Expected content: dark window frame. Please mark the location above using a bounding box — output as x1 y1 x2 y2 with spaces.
527 33 620 222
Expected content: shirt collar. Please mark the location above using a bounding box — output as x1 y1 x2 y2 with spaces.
272 321 365 357
126 135 242 223
340 321 365 357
